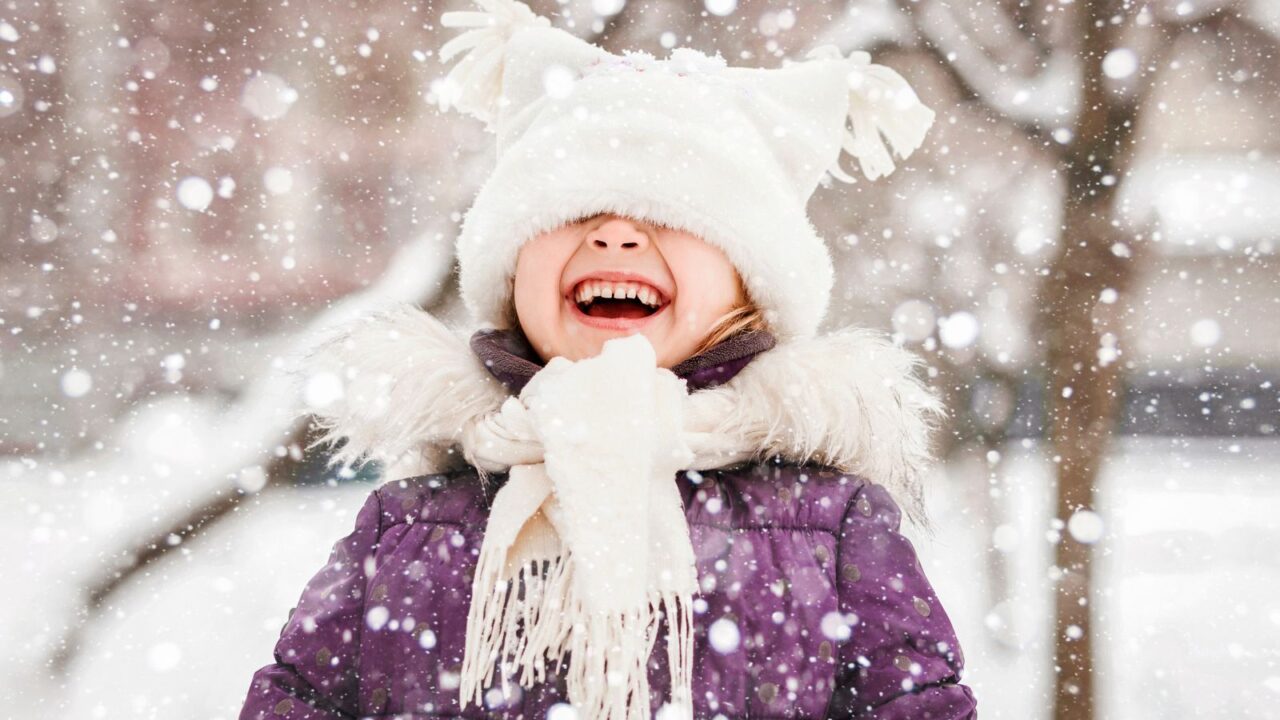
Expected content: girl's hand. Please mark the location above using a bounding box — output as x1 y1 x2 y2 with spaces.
519 333 692 472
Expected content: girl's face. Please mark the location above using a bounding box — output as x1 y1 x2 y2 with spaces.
513 213 746 368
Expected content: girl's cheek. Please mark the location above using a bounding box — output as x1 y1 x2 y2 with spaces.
678 281 731 327
676 302 707 333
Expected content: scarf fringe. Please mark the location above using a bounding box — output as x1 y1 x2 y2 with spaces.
460 547 694 720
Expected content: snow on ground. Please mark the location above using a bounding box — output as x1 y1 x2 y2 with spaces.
3 437 1277 718
1099 437 1280 719
917 436 1280 720
3 482 375 719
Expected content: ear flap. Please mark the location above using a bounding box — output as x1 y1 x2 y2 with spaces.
804 45 936 182
436 0 552 129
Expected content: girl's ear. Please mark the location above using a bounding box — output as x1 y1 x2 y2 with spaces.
489 267 516 331
502 285 519 330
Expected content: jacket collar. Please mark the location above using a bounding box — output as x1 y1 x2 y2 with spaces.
296 304 944 526
469 326 778 394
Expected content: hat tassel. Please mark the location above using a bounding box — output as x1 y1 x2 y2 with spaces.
437 0 551 128
806 45 937 183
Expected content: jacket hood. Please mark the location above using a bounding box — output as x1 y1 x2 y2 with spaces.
290 304 945 525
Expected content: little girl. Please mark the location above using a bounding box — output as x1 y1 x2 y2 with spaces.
240 1 976 718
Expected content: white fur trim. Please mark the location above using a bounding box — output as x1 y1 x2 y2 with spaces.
685 327 946 524
292 304 509 476
295 305 945 524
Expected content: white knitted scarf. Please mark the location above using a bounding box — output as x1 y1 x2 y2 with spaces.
456 334 758 720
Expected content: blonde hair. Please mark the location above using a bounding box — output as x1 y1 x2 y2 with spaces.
689 301 769 356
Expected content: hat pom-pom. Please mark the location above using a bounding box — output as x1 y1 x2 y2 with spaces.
806 45 936 183
437 0 551 128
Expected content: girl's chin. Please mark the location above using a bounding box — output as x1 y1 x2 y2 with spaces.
559 324 675 361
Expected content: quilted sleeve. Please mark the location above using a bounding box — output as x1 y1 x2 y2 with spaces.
238 487 385 720
826 480 978 719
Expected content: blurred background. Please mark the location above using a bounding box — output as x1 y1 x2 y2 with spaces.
2 0 1278 718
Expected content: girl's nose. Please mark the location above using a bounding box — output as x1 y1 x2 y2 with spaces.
586 217 651 254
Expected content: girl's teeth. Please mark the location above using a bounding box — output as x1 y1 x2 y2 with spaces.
573 279 665 307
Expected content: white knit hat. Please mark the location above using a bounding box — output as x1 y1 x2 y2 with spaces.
436 0 935 340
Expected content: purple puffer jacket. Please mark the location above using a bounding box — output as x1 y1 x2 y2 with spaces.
239 328 977 719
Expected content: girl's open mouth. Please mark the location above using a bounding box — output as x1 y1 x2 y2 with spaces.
566 278 670 330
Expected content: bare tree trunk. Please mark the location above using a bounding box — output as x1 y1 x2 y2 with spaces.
1041 3 1146 717
1041 194 1133 720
